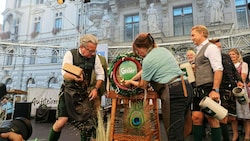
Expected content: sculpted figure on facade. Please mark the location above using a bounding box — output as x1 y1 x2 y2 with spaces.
101 10 111 39
206 0 225 24
146 3 160 33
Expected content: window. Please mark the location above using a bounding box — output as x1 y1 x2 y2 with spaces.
55 12 62 30
51 49 59 63
235 0 250 29
14 19 19 35
36 0 44 4
16 0 21 8
30 49 36 64
34 17 41 33
53 12 62 35
6 50 13 65
31 17 41 38
124 14 139 42
26 78 35 90
6 78 12 90
48 77 58 88
14 18 19 40
173 5 193 36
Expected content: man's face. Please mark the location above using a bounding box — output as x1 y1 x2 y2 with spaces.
191 30 204 46
80 42 97 58
186 52 195 62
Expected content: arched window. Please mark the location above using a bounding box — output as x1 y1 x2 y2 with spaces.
48 77 58 88
5 78 12 90
26 78 35 90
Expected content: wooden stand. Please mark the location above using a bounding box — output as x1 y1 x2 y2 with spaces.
107 91 161 141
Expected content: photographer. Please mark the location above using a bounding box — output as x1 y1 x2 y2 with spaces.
0 83 27 141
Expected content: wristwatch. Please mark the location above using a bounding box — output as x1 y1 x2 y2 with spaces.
212 88 219 93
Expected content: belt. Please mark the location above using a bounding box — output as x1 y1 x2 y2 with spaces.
169 80 182 88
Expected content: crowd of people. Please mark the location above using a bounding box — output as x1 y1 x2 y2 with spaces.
1 25 250 141
187 25 250 141
46 25 250 141
123 25 250 141
124 25 250 141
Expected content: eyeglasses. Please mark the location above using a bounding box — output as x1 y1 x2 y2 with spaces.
83 46 96 54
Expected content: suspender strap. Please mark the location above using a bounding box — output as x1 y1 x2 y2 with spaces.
181 75 188 97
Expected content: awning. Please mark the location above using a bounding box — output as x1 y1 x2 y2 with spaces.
7 89 27 95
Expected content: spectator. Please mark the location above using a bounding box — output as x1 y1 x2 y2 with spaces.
228 48 250 141
210 39 244 141
186 49 196 72
125 33 192 141
191 25 223 141
1 96 13 120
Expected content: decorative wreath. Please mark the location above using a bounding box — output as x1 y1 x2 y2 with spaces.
108 52 143 96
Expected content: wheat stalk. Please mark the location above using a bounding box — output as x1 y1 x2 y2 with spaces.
95 107 110 141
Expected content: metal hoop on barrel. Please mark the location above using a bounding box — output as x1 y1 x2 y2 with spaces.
109 53 143 96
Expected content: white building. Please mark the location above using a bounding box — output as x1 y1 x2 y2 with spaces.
0 0 250 91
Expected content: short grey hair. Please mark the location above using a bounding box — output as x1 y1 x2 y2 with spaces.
79 34 98 47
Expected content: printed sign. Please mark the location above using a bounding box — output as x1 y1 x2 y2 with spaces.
119 61 137 80
27 88 59 117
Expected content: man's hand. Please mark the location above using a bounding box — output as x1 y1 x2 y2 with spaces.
89 88 98 101
74 73 83 82
209 91 220 102
0 132 23 141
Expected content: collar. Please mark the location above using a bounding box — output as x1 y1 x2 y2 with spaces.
196 39 209 54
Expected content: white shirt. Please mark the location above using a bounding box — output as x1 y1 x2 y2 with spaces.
196 39 223 72
234 62 248 74
61 49 104 81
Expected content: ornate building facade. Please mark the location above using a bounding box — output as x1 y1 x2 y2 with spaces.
0 0 250 90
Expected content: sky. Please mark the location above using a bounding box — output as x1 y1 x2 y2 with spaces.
0 0 6 24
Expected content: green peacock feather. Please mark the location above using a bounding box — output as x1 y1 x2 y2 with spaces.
124 101 151 136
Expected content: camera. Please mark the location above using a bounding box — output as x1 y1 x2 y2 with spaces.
0 83 33 140
0 117 32 141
